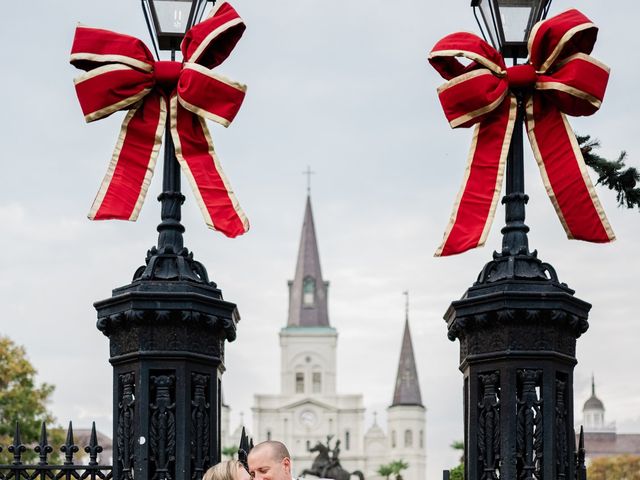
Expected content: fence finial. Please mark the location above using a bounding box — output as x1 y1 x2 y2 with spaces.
8 422 26 465
61 421 79 465
34 422 53 465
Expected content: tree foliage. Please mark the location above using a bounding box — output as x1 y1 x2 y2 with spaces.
579 135 640 210
377 460 408 480
449 441 464 480
221 445 237 459
376 464 394 480
0 336 59 464
587 455 640 480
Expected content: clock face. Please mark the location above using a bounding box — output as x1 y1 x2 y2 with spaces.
300 410 317 427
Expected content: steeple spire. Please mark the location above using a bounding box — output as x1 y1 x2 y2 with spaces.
391 295 423 407
287 195 329 327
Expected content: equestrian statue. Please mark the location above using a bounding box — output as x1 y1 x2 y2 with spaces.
300 436 364 480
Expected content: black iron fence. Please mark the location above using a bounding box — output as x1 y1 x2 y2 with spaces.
0 422 112 480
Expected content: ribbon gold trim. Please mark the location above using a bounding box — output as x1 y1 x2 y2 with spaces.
450 89 508 128
535 82 602 109
70 51 153 73
429 49 505 76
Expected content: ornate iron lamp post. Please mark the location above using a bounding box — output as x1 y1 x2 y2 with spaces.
443 2 592 479
94 2 240 480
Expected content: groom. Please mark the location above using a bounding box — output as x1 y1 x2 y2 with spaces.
247 441 294 480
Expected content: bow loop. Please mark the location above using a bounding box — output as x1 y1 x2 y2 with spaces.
182 1 246 67
74 65 154 122
535 53 609 117
429 32 506 80
70 26 155 73
177 63 246 127
528 9 598 73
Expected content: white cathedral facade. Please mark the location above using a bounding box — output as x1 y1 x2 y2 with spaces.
222 195 427 480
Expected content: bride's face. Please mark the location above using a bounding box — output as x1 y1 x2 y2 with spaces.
236 464 252 480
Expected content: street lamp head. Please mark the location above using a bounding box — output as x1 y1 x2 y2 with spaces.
142 0 212 53
471 0 552 59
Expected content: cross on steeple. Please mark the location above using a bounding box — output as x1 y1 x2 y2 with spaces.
403 290 409 321
303 166 315 195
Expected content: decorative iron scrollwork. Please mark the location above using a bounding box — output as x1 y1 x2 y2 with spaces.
516 370 543 480
191 373 211 480
117 373 135 480
478 372 501 480
150 375 176 480
555 379 568 480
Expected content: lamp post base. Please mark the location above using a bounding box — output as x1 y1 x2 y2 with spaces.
445 260 590 480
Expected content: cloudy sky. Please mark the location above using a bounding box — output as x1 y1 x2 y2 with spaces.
1 0 639 478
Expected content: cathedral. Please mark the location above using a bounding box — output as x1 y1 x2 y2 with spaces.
222 194 427 480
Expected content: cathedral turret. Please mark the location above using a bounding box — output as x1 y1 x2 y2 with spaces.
287 195 330 327
387 295 426 480
583 375 614 432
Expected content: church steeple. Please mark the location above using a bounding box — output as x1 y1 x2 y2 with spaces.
287 195 329 327
391 295 423 407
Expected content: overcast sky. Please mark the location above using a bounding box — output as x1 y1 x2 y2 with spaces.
1 1 639 478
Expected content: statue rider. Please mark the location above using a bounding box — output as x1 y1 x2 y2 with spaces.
320 439 341 478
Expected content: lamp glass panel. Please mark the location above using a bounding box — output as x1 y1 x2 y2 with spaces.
478 0 500 48
497 0 537 43
153 1 193 34
478 0 499 48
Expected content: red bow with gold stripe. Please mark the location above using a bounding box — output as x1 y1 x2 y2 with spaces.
70 1 248 238
429 9 614 257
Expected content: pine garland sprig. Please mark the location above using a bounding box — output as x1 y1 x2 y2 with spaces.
578 134 640 210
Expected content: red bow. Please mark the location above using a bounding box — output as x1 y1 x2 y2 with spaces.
429 9 614 256
70 2 248 238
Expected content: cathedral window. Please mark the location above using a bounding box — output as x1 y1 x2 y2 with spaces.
419 430 424 448
345 430 350 450
267 430 272 441
404 429 413 447
296 372 304 393
312 372 322 393
391 430 396 448
303 277 315 306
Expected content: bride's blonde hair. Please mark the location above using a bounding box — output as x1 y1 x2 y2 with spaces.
203 460 244 480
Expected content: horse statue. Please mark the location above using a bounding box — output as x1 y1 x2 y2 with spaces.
300 437 364 480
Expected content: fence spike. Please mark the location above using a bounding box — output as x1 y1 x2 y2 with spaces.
60 421 79 465
576 425 587 480
8 422 26 465
34 422 53 465
85 421 103 466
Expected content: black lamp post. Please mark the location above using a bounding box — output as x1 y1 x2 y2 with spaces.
94 3 239 480
443 2 591 479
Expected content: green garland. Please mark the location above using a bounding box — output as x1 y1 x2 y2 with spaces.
578 134 640 210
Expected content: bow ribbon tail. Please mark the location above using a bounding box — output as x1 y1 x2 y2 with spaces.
436 96 517 256
89 92 166 221
525 95 615 243
170 95 249 238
